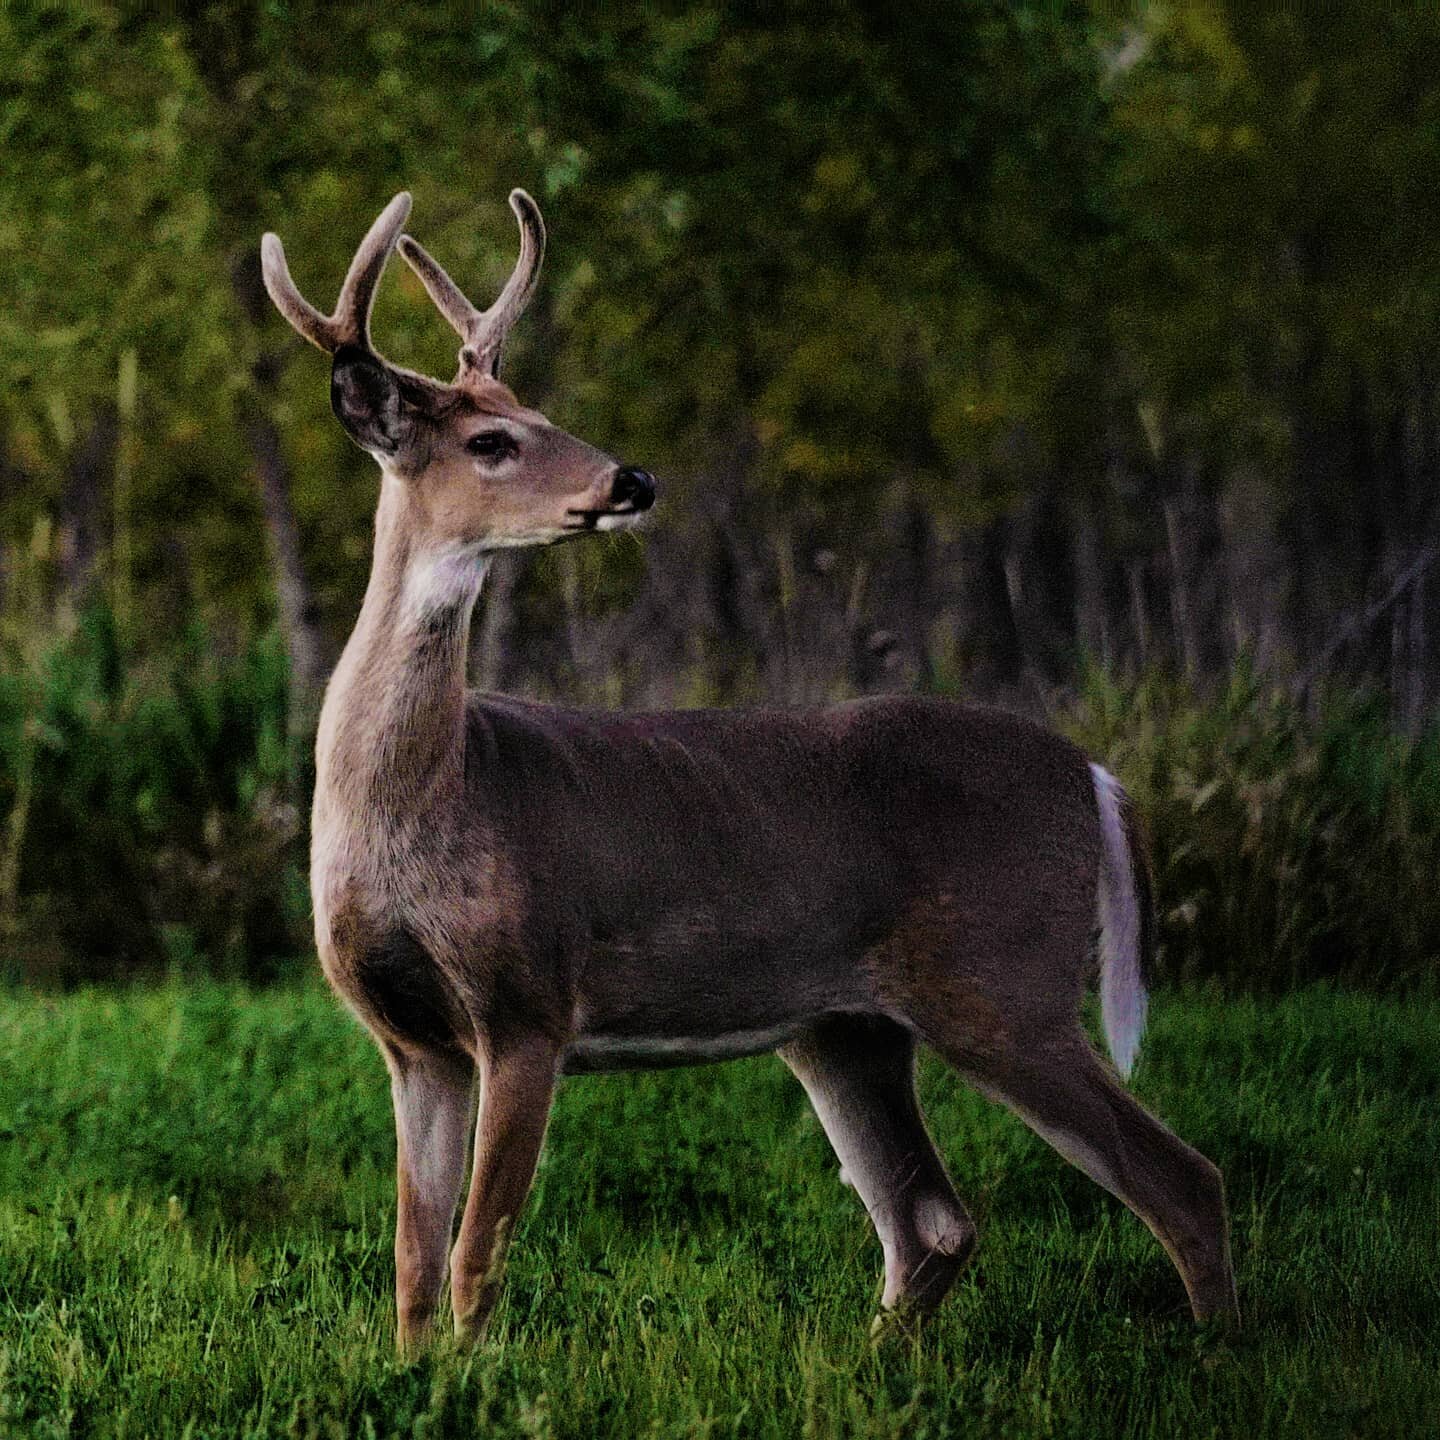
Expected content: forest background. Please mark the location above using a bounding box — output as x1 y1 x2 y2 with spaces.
4 1 1440 991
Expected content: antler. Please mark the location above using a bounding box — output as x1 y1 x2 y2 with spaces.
396 189 545 379
261 192 413 354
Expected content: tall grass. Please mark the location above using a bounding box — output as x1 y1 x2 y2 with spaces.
0 606 305 983
1065 664 1440 991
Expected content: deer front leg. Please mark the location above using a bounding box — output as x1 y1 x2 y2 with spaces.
450 1032 561 1343
387 1047 476 1353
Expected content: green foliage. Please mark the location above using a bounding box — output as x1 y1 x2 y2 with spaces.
0 983 1436 1435
1066 664 1440 991
0 2 225 422
0 606 304 983
0 1 1157 623
1104 5 1440 463
5 3 1440 642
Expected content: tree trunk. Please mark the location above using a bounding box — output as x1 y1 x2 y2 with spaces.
1218 465 1292 674
1071 498 1109 669
1009 481 1076 687
1160 454 1227 682
239 399 329 734
57 411 117 602
231 249 330 778
168 6 330 788
953 512 1023 699
896 486 936 691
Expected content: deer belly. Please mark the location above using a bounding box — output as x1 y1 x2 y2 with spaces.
563 1021 801 1073
564 920 877 1073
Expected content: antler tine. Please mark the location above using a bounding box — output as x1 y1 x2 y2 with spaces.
260 232 341 352
477 189 546 367
332 192 413 348
261 191 413 354
394 232 484 342
397 188 546 377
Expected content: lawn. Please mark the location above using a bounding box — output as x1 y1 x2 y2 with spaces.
0 983 1436 1438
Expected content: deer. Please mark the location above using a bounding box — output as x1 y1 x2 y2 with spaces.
260 189 1239 1351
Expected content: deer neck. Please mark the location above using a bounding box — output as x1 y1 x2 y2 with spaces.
315 474 485 839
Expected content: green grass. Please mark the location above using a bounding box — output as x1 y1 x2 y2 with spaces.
0 984 1436 1438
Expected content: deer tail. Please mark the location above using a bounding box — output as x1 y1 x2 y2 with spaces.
1090 763 1152 1080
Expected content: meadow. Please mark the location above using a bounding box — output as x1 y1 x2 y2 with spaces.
1 981 1436 1438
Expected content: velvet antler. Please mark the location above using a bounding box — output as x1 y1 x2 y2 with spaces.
261 192 413 356
396 189 545 379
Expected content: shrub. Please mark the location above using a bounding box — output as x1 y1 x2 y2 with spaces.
0 606 306 984
1063 664 1440 991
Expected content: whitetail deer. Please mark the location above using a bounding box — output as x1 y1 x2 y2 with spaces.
261 190 1238 1350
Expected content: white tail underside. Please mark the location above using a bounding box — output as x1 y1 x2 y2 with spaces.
1091 763 1148 1079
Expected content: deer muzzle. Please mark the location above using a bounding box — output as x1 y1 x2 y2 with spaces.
610 466 657 512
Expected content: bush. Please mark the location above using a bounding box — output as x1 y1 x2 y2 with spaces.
0 607 307 984
1064 664 1440 992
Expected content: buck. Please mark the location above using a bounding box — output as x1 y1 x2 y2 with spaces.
261 190 1238 1350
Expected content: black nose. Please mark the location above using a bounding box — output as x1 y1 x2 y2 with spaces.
611 466 656 511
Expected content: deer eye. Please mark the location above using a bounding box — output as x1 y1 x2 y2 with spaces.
465 430 518 463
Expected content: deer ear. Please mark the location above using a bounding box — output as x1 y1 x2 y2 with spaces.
331 346 409 456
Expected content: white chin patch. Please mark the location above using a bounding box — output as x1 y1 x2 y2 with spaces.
595 510 643 532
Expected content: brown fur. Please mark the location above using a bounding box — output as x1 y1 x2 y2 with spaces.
265 192 1239 1352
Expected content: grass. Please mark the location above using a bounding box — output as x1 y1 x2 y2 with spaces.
0 983 1436 1438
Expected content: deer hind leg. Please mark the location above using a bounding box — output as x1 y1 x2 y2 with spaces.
780 1015 975 1320
386 1046 476 1352
927 1018 1238 1324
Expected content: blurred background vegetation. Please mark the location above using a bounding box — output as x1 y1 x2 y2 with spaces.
3 1 1440 988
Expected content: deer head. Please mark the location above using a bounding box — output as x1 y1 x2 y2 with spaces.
260 191 655 558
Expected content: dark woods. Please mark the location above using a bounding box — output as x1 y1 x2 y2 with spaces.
3 4 1440 987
